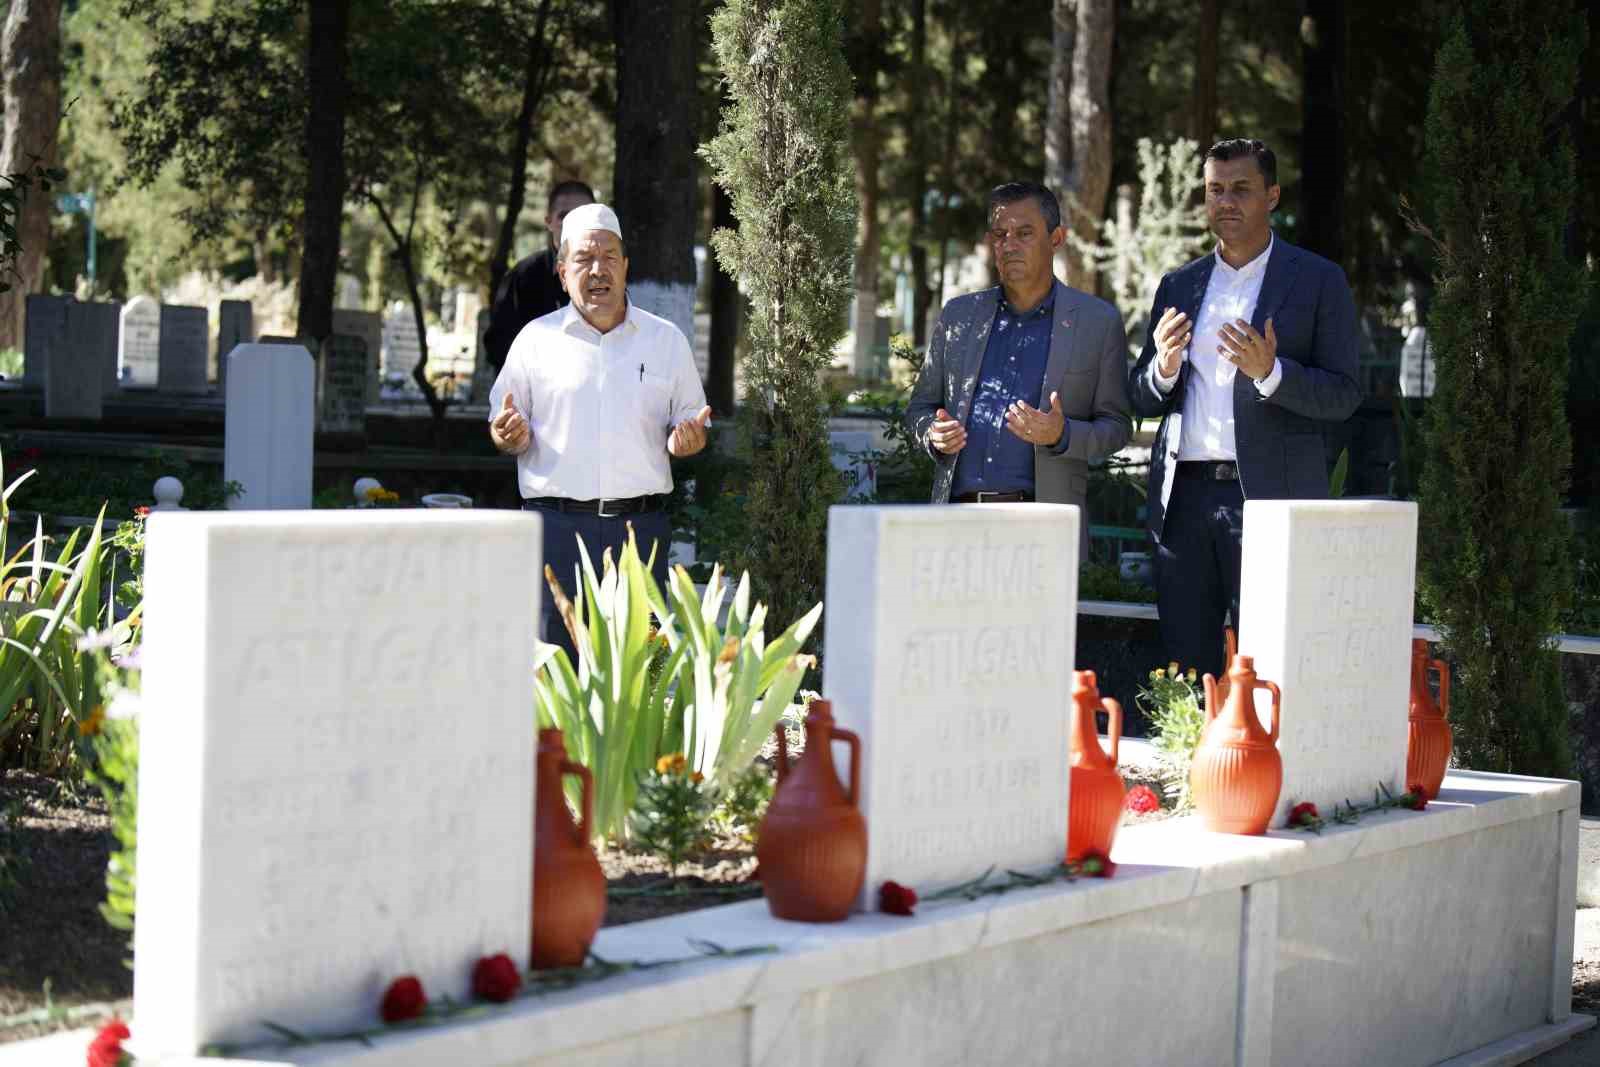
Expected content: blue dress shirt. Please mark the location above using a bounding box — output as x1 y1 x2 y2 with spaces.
950 291 1071 497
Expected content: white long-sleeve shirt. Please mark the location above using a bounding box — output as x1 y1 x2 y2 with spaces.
1154 237 1283 461
488 300 707 500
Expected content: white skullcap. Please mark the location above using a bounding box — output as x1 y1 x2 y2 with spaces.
561 202 622 241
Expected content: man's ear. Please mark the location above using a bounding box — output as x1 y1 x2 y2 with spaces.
1267 184 1281 213
1049 226 1067 253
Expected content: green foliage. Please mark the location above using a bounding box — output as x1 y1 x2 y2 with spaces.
0 792 26 917
702 0 856 635
1327 447 1350 499
1139 664 1206 811
86 708 139 965
714 761 774 842
1078 562 1158 604
659 563 820 786
629 755 716 876
1565 511 1600 637
2 447 240 519
0 159 68 293
1069 137 1211 355
534 529 820 842
1415 1 1588 778
851 334 936 504
0 350 22 381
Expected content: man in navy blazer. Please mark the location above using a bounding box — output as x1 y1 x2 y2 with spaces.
906 181 1132 560
1128 139 1361 679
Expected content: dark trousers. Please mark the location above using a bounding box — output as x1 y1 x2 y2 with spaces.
532 506 672 664
1151 476 1244 682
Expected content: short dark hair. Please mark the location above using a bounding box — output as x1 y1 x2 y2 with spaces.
1204 139 1277 188
988 182 1062 233
547 180 595 211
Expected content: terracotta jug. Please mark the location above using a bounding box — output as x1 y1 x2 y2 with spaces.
1191 654 1283 835
755 700 867 922
1209 627 1240 708
1405 639 1452 800
1067 670 1126 862
531 727 606 969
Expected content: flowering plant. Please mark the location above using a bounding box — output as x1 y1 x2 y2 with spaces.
86 1018 131 1067
1286 783 1429 834
877 854 1116 918
379 975 427 1022
472 953 522 1003
630 751 716 875
1139 662 1206 811
1124 784 1161 814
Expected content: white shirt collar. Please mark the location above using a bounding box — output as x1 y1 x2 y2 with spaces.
560 297 637 337
1213 233 1274 282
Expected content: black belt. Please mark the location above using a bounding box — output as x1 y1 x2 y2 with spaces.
1175 461 1239 482
523 495 663 517
951 490 1035 503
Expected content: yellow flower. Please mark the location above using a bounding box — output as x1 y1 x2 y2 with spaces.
365 485 386 502
78 704 105 737
1167 661 1180 676
1153 667 1166 679
690 771 704 784
1186 668 1198 683
656 752 687 776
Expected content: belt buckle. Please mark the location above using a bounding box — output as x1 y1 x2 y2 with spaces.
596 498 623 518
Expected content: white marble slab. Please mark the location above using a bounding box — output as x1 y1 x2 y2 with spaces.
223 344 314 510
823 504 1078 908
1238 500 1417 825
132 511 542 1058
118 294 161 387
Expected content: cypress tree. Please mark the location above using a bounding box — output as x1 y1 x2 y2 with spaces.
702 0 855 632
1417 0 1588 777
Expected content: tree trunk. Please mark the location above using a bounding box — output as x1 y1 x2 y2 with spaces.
295 0 351 346
1044 0 1076 231
0 0 63 351
706 178 738 415
612 0 698 346
850 0 883 378
908 0 930 345
487 0 557 304
1190 0 1220 148
1047 0 1114 292
1300 0 1346 264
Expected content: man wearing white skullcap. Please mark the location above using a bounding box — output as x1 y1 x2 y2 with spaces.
488 202 711 661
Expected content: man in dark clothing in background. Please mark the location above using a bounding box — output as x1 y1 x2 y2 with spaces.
482 180 596 370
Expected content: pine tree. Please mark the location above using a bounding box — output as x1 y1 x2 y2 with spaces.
1417 0 1588 777
702 0 854 633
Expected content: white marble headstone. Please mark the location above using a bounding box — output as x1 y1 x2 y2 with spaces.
1238 500 1418 825
158 304 209 394
223 343 314 510
216 299 253 394
118 295 161 387
44 301 118 418
382 303 421 382
134 510 541 1057
23 293 67 387
824 504 1078 909
332 308 381 404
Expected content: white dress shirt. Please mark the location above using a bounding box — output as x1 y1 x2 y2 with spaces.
1155 237 1282 461
488 300 707 500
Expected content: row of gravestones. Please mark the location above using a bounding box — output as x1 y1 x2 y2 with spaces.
127 483 1419 1057
18 295 494 422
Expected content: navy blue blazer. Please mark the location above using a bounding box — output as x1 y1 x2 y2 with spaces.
1127 237 1363 542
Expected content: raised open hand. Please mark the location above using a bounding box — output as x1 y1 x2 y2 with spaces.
929 407 967 454
1004 391 1065 447
668 405 713 458
490 391 532 455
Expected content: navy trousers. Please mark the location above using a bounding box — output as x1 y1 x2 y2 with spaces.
1151 476 1244 682
531 506 672 665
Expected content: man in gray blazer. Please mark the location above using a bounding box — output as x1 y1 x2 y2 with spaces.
905 181 1132 558
1128 139 1362 679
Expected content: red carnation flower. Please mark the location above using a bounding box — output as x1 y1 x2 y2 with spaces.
472 953 522 1003
878 880 918 916
86 1018 131 1067
1124 784 1161 814
1407 785 1428 811
380 975 428 1022
1077 851 1116 878
134 506 150 518
1288 802 1320 828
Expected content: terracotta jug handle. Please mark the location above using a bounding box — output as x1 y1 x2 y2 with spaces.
1100 697 1122 766
773 720 790 785
1202 673 1219 720
1431 658 1450 721
1255 679 1282 743
833 726 862 807
560 758 593 841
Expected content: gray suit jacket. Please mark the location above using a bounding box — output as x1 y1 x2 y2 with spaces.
1127 238 1363 542
905 279 1134 553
